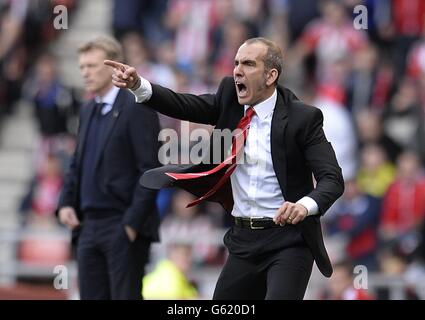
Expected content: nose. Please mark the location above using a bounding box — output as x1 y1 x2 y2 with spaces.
233 64 243 77
81 68 89 78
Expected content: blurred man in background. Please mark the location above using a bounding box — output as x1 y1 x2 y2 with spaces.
57 36 160 299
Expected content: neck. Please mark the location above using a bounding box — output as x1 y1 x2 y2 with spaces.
252 87 276 107
96 83 114 99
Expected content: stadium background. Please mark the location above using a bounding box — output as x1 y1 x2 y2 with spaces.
0 0 424 300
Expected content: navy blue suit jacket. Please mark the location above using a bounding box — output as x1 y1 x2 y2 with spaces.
58 89 161 244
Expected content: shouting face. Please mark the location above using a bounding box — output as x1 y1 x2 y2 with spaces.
233 42 277 106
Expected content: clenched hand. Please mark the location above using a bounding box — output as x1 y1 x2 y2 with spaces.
58 206 80 230
273 202 308 226
104 60 140 90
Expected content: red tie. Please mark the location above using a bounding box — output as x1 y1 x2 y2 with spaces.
166 107 256 208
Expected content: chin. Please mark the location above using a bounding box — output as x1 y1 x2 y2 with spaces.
85 85 95 91
237 97 250 106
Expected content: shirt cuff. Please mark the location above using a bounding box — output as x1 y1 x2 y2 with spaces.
128 76 152 103
297 196 319 216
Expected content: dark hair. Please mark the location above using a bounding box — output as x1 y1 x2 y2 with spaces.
243 37 283 85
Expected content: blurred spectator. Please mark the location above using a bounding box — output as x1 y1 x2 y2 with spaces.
388 0 425 80
142 243 198 300
379 152 425 245
357 144 396 198
314 83 358 180
377 245 424 300
23 53 72 137
382 78 425 163
19 154 63 226
211 19 251 83
355 110 402 163
121 32 177 89
284 0 319 43
112 0 168 43
0 0 27 115
160 190 223 266
320 260 375 300
0 45 26 115
164 0 214 73
0 0 27 60
415 220 425 266
346 44 393 113
0 0 78 118
325 180 381 271
294 0 368 85
405 21 425 81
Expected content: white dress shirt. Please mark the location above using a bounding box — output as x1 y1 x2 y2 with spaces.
130 78 319 217
230 90 318 218
95 86 120 115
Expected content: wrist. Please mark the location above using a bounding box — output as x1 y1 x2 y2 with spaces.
129 76 141 91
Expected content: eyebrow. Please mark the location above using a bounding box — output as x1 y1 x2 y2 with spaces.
234 58 256 66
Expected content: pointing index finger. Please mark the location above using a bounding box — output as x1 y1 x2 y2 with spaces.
104 59 126 71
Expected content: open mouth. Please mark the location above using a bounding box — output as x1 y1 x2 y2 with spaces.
235 81 247 96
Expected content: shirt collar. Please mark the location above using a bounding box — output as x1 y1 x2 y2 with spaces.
94 86 120 115
244 89 277 120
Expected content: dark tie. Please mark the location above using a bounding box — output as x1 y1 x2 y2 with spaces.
94 102 106 117
166 106 256 208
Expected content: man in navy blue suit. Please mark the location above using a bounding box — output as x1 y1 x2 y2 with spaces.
57 36 160 299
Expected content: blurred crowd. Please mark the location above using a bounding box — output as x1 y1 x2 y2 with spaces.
1 0 425 299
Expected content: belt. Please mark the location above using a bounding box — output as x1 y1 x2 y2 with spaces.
234 217 282 230
83 209 123 220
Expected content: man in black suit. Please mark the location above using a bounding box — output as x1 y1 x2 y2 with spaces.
105 37 344 299
57 36 160 300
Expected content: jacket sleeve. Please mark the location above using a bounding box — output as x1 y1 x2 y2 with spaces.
303 108 345 215
122 103 161 236
144 78 227 126
56 110 84 214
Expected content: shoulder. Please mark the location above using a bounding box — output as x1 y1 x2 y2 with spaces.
116 88 137 106
79 100 95 118
217 76 237 99
293 101 322 117
117 89 158 119
288 98 323 125
220 76 235 88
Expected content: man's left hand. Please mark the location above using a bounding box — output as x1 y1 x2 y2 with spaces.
273 202 308 225
125 225 137 242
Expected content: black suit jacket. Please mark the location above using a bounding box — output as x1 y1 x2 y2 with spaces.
58 89 161 243
140 77 344 277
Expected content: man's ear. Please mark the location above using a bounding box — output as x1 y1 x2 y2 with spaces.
266 69 278 86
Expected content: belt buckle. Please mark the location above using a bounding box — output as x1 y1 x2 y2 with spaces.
250 216 265 230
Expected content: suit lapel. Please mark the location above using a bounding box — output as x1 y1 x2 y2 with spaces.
77 101 96 165
93 90 123 170
271 89 289 198
206 100 243 165
230 103 245 129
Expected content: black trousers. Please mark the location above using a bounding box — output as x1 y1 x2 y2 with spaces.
77 215 150 300
213 224 314 300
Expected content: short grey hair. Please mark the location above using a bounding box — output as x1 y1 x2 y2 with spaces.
78 35 123 62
